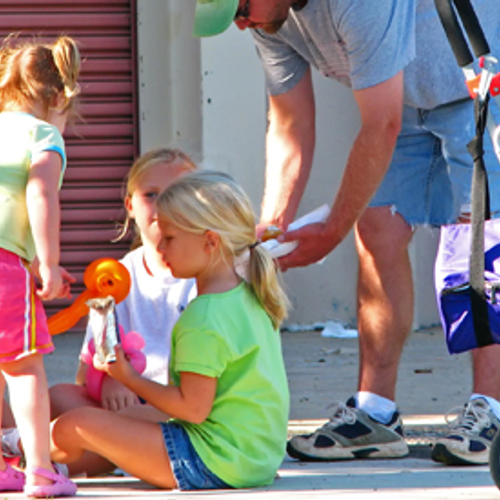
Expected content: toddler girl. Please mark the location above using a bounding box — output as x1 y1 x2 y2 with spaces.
0 35 80 497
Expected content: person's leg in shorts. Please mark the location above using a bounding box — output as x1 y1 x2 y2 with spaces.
287 105 453 461
427 98 500 466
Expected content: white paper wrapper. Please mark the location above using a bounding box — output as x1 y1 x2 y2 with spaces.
260 204 330 259
235 204 330 280
87 295 119 363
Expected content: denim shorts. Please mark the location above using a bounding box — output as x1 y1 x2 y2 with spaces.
369 98 500 226
160 421 231 491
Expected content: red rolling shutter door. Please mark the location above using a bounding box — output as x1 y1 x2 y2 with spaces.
0 0 138 326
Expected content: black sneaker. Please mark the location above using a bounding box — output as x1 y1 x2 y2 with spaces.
287 398 409 461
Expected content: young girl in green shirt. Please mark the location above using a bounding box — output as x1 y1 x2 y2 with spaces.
50 170 290 490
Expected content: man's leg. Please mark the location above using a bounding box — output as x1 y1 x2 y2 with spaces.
472 344 500 400
409 98 500 465
355 206 414 402
287 206 412 461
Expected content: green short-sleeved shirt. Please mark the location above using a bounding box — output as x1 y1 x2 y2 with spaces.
170 282 290 488
0 112 66 262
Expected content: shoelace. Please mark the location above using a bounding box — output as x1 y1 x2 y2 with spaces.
445 401 491 436
321 401 358 429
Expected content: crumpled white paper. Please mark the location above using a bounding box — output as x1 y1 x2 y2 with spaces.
260 204 330 258
281 321 358 338
235 204 330 281
320 320 358 338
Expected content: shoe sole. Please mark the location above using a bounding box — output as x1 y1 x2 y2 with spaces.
431 443 488 466
287 440 409 461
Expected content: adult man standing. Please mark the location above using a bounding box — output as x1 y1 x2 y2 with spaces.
192 0 500 465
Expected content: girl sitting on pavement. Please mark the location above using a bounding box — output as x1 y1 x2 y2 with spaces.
49 170 291 490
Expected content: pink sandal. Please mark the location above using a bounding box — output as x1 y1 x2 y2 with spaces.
0 463 25 492
24 464 77 498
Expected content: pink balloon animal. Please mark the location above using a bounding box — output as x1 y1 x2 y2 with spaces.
80 325 147 402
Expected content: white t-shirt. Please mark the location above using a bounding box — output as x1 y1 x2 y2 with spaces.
81 246 197 385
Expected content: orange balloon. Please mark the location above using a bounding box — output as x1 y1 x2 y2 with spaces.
48 258 131 335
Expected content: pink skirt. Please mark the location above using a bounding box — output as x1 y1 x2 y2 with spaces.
0 248 54 362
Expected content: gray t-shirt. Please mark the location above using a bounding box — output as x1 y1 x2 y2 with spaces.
404 0 500 109
252 0 499 110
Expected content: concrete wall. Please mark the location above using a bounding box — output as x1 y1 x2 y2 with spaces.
136 0 202 156
136 0 441 330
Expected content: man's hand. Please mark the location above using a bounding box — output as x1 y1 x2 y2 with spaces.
276 222 339 271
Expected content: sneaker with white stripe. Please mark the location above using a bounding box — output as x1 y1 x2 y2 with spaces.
432 398 499 465
287 397 409 461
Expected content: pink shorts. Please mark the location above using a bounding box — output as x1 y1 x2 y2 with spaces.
0 248 54 362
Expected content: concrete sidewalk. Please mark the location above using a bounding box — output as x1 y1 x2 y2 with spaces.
6 327 495 499
4 459 498 499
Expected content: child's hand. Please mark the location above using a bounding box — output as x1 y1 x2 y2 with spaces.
93 345 138 385
100 375 141 411
36 264 75 300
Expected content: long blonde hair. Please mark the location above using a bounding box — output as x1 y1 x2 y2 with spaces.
115 148 198 248
0 35 80 118
156 170 289 329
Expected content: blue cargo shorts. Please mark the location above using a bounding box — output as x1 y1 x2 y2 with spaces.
369 98 500 226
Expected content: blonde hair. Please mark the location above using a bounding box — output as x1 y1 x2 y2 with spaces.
0 35 81 118
116 148 197 248
156 170 289 329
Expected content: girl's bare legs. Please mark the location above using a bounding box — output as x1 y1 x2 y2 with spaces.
2 396 15 428
51 407 175 488
65 404 170 478
49 383 100 419
67 451 115 478
2 354 54 487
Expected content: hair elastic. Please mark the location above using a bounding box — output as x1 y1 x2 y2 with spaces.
249 241 260 250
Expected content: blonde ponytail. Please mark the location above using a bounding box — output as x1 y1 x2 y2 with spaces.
247 244 289 329
157 170 290 330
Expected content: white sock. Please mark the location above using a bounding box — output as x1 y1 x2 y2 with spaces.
356 391 397 424
470 393 500 420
